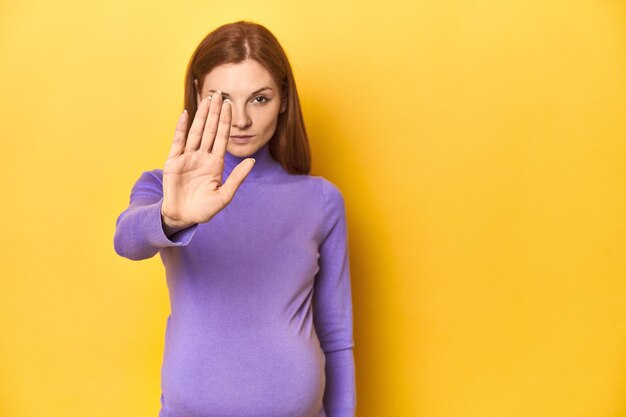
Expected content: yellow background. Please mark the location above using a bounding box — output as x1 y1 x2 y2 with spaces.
1 0 625 416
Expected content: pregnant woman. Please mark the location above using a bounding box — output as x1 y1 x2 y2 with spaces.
113 20 356 417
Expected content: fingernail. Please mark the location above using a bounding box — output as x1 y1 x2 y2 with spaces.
216 90 222 95
223 98 231 104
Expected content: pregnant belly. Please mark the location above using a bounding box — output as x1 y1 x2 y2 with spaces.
160 323 326 417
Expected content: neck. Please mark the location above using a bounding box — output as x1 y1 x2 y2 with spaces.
223 143 283 183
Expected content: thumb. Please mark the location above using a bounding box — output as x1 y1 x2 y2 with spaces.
219 158 256 204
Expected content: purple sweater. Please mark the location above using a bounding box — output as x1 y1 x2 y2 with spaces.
113 143 356 417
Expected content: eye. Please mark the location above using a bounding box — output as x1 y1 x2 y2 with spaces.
253 96 270 104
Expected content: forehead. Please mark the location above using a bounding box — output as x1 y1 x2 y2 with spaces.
201 59 278 93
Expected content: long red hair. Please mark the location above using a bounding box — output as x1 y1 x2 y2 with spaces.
182 21 311 175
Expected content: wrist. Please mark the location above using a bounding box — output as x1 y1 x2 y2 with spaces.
160 203 190 234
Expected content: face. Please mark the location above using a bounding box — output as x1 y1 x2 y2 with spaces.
195 59 287 158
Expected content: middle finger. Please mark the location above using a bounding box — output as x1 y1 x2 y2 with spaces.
210 98 232 158
199 90 223 153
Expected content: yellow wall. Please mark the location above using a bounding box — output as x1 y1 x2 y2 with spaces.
1 1 624 416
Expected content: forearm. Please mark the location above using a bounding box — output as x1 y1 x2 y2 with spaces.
114 197 198 260
323 348 356 417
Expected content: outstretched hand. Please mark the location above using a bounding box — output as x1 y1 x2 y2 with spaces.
160 91 255 231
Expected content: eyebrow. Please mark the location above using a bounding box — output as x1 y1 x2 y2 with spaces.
207 87 273 98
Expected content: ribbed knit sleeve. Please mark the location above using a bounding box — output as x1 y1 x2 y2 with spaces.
113 170 199 261
313 178 357 417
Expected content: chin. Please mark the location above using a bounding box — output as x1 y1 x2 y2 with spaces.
227 143 257 158
227 140 270 158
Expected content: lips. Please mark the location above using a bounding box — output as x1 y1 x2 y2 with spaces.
229 135 254 144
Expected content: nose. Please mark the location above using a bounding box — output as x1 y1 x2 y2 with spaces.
230 102 252 130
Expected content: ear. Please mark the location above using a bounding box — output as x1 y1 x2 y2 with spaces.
279 96 287 114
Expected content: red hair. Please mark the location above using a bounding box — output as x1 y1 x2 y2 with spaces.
183 21 311 175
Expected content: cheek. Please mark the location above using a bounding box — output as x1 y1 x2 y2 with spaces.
251 106 281 129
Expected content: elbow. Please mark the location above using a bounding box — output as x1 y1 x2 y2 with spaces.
113 230 153 261
113 234 135 260
113 212 158 261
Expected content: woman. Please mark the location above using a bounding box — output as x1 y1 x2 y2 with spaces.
114 21 356 417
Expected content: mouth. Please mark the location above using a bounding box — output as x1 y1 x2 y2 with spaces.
229 135 254 144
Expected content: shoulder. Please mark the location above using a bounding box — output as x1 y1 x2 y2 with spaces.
282 172 345 205
319 176 345 212
143 168 164 182
128 167 163 184
127 168 164 199
131 168 164 188
306 175 348 245
307 175 347 234
299 173 345 208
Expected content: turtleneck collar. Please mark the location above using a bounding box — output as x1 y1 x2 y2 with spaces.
222 143 283 184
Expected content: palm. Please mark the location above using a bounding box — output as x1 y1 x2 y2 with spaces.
163 152 227 224
161 92 255 228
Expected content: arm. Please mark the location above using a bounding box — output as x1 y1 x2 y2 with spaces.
113 170 199 260
313 179 357 417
